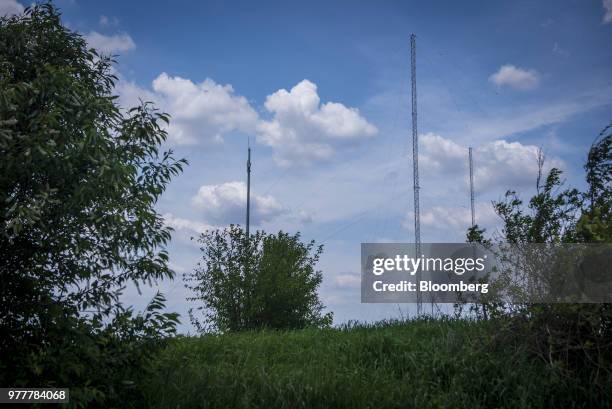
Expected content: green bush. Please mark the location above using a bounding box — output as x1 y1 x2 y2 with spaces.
186 226 332 332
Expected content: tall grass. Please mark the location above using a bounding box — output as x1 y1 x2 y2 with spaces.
142 318 604 408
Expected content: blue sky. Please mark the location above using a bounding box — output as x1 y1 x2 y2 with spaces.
3 0 612 331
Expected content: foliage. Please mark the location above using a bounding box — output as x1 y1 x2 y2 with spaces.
456 226 501 320
142 319 607 409
15 292 179 408
579 122 612 242
464 124 612 393
186 225 332 332
0 4 185 406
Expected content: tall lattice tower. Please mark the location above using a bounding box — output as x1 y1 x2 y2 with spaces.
410 34 422 315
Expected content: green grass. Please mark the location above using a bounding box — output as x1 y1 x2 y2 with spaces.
142 319 601 409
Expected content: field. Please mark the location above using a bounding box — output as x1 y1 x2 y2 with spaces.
142 319 600 409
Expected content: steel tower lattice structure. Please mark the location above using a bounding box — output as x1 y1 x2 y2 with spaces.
410 34 422 315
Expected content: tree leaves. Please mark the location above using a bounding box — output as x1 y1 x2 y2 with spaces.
464 123 612 391
0 4 186 404
186 226 332 333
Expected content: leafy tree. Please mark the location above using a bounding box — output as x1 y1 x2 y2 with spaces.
578 123 612 242
0 4 185 405
186 225 332 332
466 124 612 395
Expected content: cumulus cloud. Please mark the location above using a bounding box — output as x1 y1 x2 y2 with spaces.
116 79 159 109
192 181 286 225
403 203 498 233
84 31 136 54
419 133 467 175
116 76 376 162
0 0 23 16
489 65 540 90
163 213 215 235
117 74 258 145
257 80 378 166
604 0 612 23
0 0 24 16
150 73 259 145
475 140 563 190
420 133 564 192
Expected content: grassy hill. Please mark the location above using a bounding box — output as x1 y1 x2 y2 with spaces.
141 318 600 409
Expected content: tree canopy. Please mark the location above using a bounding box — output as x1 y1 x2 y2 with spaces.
186 226 332 332
464 123 612 392
0 4 185 403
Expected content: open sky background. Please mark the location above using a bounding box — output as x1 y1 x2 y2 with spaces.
3 0 612 332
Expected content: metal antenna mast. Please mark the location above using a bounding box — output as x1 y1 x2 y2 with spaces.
468 147 475 228
410 34 422 316
246 143 251 239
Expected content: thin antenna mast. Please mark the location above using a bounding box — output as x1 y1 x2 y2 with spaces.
246 142 251 239
410 33 422 316
469 147 475 228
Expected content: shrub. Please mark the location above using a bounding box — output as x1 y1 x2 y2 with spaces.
185 226 332 332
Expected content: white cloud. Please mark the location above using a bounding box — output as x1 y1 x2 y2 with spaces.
474 140 563 191
192 181 286 225
116 76 377 160
604 0 612 23
420 133 564 192
489 65 540 90
118 75 258 145
149 73 259 145
402 202 498 232
419 132 467 175
116 79 159 109
163 213 215 235
334 273 361 288
257 80 378 166
84 31 136 54
0 0 23 15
